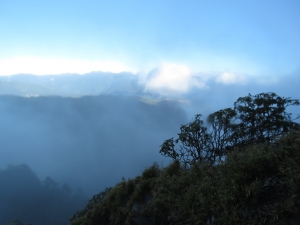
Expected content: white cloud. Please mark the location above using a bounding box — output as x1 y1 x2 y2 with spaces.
0 57 135 75
145 63 191 92
215 72 247 84
145 63 207 95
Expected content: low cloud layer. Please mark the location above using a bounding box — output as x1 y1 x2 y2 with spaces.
144 63 210 95
145 63 205 95
142 63 284 97
0 57 136 75
0 64 299 103
145 63 194 93
215 72 247 84
0 69 299 224
0 58 284 93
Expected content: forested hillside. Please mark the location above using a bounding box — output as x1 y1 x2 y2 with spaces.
70 92 300 225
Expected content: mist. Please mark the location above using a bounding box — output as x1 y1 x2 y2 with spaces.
0 164 88 225
0 95 187 195
0 70 299 224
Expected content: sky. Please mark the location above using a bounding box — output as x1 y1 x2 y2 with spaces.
0 1 300 218
0 0 300 80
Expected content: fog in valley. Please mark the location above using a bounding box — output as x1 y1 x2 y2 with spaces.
0 94 188 196
0 72 299 225
0 90 188 225
1 1 300 224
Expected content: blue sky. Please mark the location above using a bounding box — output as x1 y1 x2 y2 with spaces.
0 1 300 82
0 0 300 199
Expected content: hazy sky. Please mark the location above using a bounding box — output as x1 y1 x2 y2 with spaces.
0 0 300 206
1 0 299 78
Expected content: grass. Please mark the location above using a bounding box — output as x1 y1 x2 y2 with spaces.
70 129 300 225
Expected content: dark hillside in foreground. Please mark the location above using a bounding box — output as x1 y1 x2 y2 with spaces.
70 92 300 225
70 129 300 225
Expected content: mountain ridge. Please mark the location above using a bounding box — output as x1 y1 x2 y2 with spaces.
0 72 143 97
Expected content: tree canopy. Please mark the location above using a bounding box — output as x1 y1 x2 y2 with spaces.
160 92 300 166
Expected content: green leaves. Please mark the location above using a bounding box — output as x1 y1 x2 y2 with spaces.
159 92 300 167
159 138 178 160
207 108 239 156
234 92 300 146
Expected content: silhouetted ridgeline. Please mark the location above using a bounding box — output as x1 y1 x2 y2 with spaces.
0 94 187 225
0 94 187 196
0 164 88 225
0 72 142 97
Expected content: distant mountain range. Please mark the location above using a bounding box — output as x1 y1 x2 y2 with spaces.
0 72 144 97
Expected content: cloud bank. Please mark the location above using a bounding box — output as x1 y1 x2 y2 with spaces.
0 57 136 75
144 63 207 95
0 58 292 99
215 72 247 84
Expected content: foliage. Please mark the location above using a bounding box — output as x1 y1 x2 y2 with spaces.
70 187 113 221
70 92 300 225
160 92 299 166
160 114 212 167
233 92 300 146
70 129 300 225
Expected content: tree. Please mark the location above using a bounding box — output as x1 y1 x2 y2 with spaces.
206 108 239 162
160 114 213 167
233 92 300 147
159 92 299 167
43 176 59 189
159 109 239 167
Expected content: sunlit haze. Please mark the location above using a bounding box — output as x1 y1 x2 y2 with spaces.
0 57 136 75
1 0 300 79
0 1 300 224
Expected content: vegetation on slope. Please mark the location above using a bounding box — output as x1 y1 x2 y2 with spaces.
70 92 300 225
